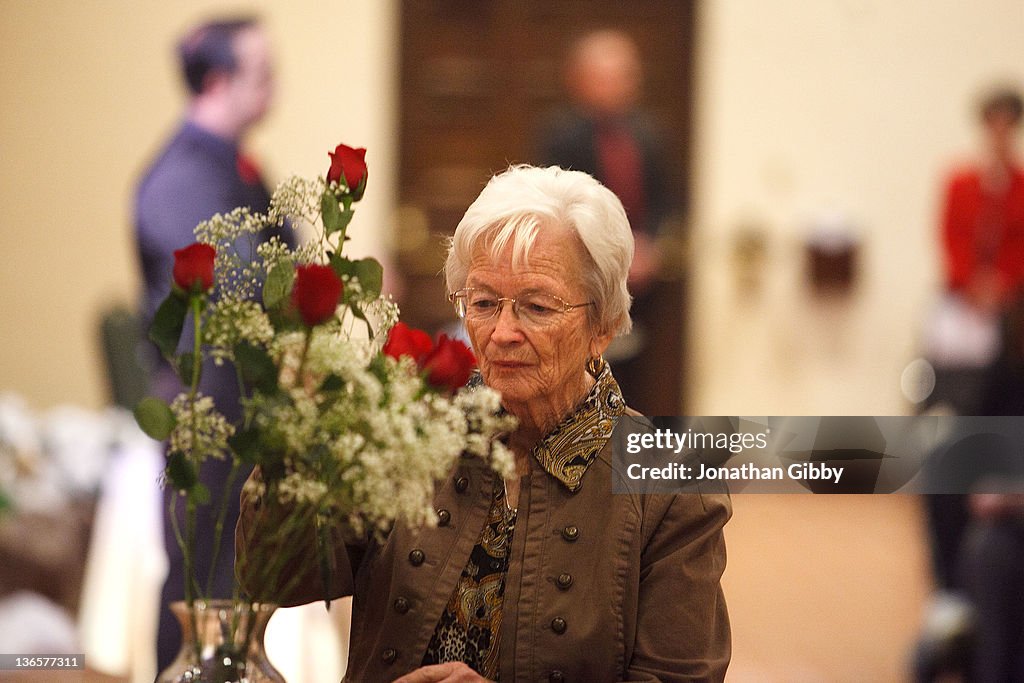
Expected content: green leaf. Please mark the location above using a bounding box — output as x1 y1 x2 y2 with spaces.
134 397 176 440
263 260 295 310
321 190 353 240
330 253 355 278
348 302 374 338
338 210 354 236
317 515 334 610
149 293 189 359
352 257 383 299
234 341 278 394
351 173 367 202
319 374 344 392
262 460 286 482
230 423 287 469
332 255 382 311
259 449 286 470
166 451 197 492
228 426 261 464
189 482 210 506
267 307 302 334
176 352 198 387
368 353 389 384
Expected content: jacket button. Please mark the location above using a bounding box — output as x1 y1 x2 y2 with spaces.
561 525 579 542
437 508 451 526
549 670 565 682
551 617 567 634
409 549 425 566
556 573 573 590
454 476 469 493
381 648 397 664
393 597 410 614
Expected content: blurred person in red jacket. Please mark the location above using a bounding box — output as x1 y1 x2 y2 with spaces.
925 88 1024 415
941 87 1024 316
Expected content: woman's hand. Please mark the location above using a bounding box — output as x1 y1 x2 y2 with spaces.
391 662 492 682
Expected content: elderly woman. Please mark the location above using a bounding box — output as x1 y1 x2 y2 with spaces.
238 165 731 682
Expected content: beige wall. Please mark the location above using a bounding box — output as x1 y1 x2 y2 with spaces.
0 0 398 410
2 3 1017 680
690 0 1024 415
3 0 1022 419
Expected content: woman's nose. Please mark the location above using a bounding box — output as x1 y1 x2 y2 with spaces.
490 302 525 342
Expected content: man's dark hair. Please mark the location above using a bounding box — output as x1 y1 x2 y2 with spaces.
177 17 259 95
979 87 1023 125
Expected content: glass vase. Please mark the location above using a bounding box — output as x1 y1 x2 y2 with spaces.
158 600 285 683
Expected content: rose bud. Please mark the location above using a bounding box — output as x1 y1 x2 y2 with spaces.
172 242 216 293
383 322 434 364
327 144 368 199
422 335 476 393
291 264 343 327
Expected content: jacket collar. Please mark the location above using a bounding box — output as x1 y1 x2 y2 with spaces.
530 360 625 492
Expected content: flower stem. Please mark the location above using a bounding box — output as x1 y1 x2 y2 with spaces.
183 295 203 659
205 459 241 597
183 494 200 662
189 296 202 397
235 362 248 408
295 328 313 387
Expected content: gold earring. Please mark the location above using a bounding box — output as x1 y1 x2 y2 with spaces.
586 355 605 376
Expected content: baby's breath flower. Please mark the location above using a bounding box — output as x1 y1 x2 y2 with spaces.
203 298 274 362
256 236 294 273
291 241 323 266
168 393 235 462
242 477 266 499
268 176 324 228
277 472 328 505
367 297 401 344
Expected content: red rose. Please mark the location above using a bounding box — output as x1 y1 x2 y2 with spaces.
172 242 216 293
422 335 476 393
383 322 434 364
291 264 343 326
327 144 368 199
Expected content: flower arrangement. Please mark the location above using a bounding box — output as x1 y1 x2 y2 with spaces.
134 143 515 619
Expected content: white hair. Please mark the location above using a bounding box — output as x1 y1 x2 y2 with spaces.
444 165 633 336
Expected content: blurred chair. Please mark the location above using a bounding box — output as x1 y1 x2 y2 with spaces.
98 306 151 410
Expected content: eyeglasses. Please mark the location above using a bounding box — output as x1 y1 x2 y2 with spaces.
448 288 593 327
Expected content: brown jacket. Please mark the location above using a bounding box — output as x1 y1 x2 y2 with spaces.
237 413 731 682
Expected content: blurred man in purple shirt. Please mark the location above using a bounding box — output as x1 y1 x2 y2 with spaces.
133 16 291 670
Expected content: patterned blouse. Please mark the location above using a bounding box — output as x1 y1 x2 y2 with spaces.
421 360 625 679
421 479 516 678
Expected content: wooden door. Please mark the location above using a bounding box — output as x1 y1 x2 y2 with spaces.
397 0 696 413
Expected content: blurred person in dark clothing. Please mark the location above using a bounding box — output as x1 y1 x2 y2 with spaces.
915 87 1024 683
133 16 292 670
537 30 683 414
962 293 1024 683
